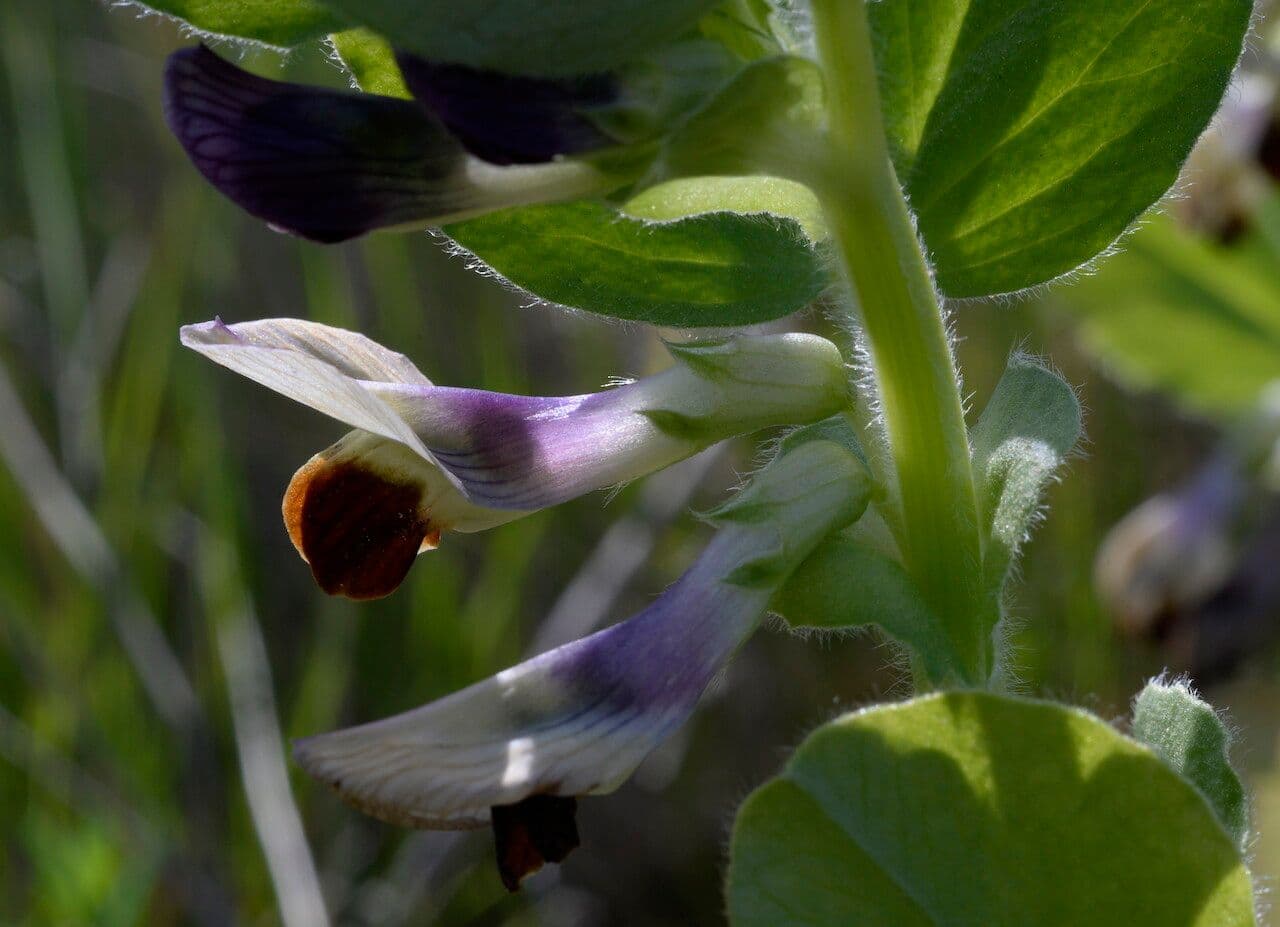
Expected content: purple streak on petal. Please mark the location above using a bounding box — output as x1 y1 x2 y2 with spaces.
544 528 765 717
395 51 617 165
290 527 767 827
369 381 684 511
163 45 465 242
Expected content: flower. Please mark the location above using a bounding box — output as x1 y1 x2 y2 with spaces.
1096 454 1243 641
292 439 870 889
162 42 734 240
391 53 618 166
181 318 847 599
163 45 621 242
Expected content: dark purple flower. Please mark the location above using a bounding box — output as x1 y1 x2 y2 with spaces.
163 45 614 242
395 51 618 165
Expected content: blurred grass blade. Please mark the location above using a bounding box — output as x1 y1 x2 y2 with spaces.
198 524 331 927
0 363 198 730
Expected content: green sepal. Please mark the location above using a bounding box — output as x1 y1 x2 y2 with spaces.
724 531 790 588
1132 678 1249 848
642 334 847 446
710 441 872 590
777 415 867 469
638 408 727 444
970 354 1082 593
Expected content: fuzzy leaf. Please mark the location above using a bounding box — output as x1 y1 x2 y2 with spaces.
131 0 341 47
871 0 1252 297
313 0 719 77
655 54 823 179
626 176 825 242
728 692 1255 927
1132 679 1248 848
445 199 826 327
329 29 410 99
970 354 1081 591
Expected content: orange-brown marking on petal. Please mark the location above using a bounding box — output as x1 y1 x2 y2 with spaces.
491 794 580 892
281 451 433 600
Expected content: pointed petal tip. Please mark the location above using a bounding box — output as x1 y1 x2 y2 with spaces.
283 441 439 600
179 317 237 348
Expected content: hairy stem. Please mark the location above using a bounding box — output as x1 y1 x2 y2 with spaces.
809 0 992 684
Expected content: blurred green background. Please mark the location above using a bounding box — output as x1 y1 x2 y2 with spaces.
3 2 1280 924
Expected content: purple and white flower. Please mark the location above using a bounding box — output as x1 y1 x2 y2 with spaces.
292 439 869 889
181 318 847 598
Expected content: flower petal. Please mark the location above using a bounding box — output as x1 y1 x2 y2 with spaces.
395 51 617 165
184 319 847 514
491 795 580 891
292 528 771 829
282 432 447 599
184 318 848 598
292 441 870 851
163 45 613 241
180 317 437 462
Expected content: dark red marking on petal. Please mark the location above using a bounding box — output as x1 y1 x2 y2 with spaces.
282 452 436 600
395 51 616 165
163 45 465 242
491 794 580 892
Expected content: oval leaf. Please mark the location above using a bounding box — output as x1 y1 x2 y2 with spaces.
626 176 825 240
871 0 1252 297
133 0 341 47
729 692 1254 926
314 0 718 77
445 199 826 327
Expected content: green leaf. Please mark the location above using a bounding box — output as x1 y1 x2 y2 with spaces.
445 199 826 326
698 0 782 61
871 0 1252 297
728 692 1255 927
313 0 719 77
131 0 342 47
970 354 1081 591
655 55 823 179
625 175 825 241
1057 214 1280 418
1132 678 1248 848
772 535 960 684
329 28 410 99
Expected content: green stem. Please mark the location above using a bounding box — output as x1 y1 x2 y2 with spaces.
809 0 991 685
